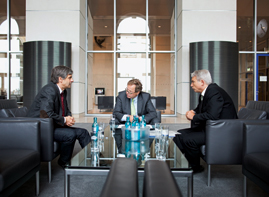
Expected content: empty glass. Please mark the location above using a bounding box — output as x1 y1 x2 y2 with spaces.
156 125 169 161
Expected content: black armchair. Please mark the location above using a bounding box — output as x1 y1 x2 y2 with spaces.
242 123 269 196
200 101 269 186
0 99 60 183
0 120 40 196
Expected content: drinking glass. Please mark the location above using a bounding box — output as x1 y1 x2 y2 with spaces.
154 123 162 158
156 125 169 161
98 122 105 152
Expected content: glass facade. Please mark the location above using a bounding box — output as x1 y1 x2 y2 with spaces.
238 0 269 107
87 0 176 115
1 0 269 112
0 0 25 103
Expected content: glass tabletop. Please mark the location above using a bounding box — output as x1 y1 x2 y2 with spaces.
69 125 190 170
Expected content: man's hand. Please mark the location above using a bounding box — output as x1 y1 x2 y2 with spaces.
129 115 134 123
186 110 195 121
65 116 75 127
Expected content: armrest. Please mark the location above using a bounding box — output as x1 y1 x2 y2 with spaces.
243 123 269 156
0 120 40 152
205 119 269 164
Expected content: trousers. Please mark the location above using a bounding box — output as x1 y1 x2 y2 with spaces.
173 127 205 168
54 126 91 163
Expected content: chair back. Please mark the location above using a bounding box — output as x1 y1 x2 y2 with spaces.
246 101 269 119
0 99 18 109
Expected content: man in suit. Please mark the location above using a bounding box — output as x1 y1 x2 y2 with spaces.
27 65 91 168
173 69 238 173
113 78 159 125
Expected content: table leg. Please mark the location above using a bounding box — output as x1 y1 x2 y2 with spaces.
64 170 70 197
188 174 193 197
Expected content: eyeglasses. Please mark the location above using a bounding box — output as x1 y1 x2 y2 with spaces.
125 88 135 95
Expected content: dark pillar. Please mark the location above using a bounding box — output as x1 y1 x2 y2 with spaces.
23 41 72 108
189 41 238 110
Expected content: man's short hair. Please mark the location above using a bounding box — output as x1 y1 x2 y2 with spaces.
127 79 143 92
191 69 212 85
51 65 73 83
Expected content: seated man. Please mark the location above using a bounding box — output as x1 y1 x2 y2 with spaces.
113 79 159 125
27 65 91 168
173 69 238 173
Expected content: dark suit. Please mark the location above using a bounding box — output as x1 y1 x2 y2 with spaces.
113 91 159 125
27 82 91 164
173 83 238 168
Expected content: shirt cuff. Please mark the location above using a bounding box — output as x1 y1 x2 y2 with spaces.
121 115 128 121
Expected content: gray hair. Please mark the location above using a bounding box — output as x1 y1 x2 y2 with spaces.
191 69 212 85
50 65 73 83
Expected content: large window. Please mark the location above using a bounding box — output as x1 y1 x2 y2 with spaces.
86 0 176 116
238 0 269 108
0 0 25 104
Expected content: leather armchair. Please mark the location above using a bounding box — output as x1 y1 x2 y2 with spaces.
100 158 138 197
200 101 269 186
0 99 60 183
242 123 269 196
143 160 182 197
0 120 40 196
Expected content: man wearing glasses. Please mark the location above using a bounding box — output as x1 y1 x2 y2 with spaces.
113 79 159 125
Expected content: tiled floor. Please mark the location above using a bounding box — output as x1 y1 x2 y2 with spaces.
75 113 189 124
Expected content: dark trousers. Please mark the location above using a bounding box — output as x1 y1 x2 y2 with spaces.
54 127 91 163
173 127 205 168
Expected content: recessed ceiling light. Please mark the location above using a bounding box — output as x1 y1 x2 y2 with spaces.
158 26 161 28
104 26 108 28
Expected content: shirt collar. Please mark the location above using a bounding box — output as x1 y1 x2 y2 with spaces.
133 95 138 102
57 84 63 94
201 86 208 96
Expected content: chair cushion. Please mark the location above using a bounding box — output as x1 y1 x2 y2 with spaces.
0 150 40 191
237 108 267 120
0 107 28 118
243 152 269 185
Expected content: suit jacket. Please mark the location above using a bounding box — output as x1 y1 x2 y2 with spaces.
191 83 238 130
27 82 71 126
113 91 157 124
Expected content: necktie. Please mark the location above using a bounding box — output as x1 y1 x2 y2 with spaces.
60 93 65 117
199 95 203 113
131 98 136 115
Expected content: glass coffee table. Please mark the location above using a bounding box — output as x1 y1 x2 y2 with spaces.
64 125 193 197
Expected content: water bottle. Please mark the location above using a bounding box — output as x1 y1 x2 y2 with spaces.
92 117 99 136
125 116 131 140
131 115 136 127
140 115 146 128
134 116 140 140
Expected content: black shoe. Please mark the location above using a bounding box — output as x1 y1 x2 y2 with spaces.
192 165 204 174
57 159 70 169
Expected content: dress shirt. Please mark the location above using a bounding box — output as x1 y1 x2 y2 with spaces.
121 96 138 121
57 84 66 123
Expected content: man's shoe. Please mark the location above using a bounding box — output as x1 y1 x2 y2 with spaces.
58 159 70 169
192 165 204 174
